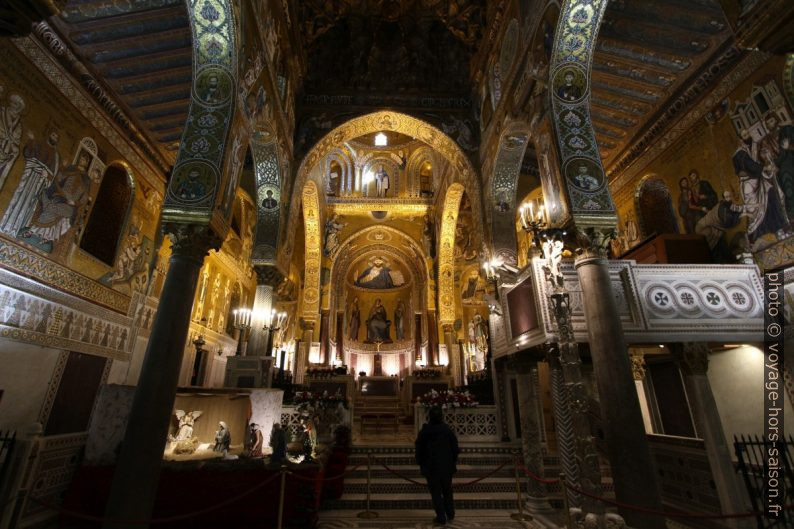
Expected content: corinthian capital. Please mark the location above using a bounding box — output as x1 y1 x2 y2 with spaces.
164 223 223 262
574 227 616 261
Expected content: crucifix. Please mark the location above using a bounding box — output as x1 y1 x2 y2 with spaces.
373 338 383 376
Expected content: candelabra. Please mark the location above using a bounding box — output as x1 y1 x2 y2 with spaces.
263 308 287 357
232 308 252 356
519 198 567 262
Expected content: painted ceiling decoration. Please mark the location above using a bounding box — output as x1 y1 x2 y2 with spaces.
592 0 730 167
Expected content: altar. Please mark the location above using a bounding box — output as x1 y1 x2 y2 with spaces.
358 375 399 397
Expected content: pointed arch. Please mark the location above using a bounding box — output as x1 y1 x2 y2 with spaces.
301 180 322 321
549 0 617 230
251 128 283 265
489 122 531 265
161 0 239 229
283 111 483 271
439 182 466 324
79 162 135 266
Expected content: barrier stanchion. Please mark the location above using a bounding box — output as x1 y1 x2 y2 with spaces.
559 473 572 528
357 452 378 519
510 452 533 521
277 465 287 529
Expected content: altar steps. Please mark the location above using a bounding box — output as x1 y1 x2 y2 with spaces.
322 445 615 512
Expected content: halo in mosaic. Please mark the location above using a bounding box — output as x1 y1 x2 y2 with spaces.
550 0 617 228
163 0 238 223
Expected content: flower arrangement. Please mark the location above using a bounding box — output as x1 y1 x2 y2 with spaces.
305 366 337 378
413 368 442 379
416 388 479 409
293 389 348 409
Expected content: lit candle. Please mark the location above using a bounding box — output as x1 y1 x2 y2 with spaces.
528 202 534 224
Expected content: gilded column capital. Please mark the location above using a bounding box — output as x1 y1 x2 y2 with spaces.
573 227 616 263
630 354 646 381
675 342 711 376
164 223 223 263
442 323 456 334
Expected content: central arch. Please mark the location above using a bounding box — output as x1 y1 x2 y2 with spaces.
284 111 484 266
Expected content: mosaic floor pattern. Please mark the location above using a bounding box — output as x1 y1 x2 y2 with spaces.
317 510 545 528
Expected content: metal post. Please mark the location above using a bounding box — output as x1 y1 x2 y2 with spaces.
277 465 287 529
357 452 378 518
511 452 533 521
560 473 573 528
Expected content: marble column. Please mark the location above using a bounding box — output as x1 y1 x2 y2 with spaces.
674 343 751 528
335 311 344 363
442 323 460 386
294 320 315 384
103 225 221 529
427 310 438 366
514 357 553 512
575 244 665 529
319 310 330 365
630 354 654 434
546 350 580 509
414 313 422 363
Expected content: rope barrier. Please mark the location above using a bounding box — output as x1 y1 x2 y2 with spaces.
374 457 511 488
518 464 561 486
285 465 361 482
517 462 794 521
30 471 283 525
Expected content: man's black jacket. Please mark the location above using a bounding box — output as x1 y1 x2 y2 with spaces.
415 422 460 477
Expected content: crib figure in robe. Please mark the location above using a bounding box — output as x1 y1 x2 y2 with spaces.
365 298 391 343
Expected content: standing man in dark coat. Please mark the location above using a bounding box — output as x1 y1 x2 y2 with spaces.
415 407 460 525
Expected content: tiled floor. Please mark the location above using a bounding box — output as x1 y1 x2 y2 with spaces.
317 510 545 528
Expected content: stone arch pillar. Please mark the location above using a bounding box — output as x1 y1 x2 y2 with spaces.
301 180 322 324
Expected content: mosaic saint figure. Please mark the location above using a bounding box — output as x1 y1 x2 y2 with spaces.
0 127 59 237
394 299 405 340
776 126 794 218
733 128 789 244
694 191 745 262
366 298 391 342
323 213 344 256
25 149 91 243
375 165 389 197
355 257 397 289
348 297 361 341
0 91 25 190
557 72 581 102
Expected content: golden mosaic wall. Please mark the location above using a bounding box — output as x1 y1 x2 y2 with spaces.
612 55 794 270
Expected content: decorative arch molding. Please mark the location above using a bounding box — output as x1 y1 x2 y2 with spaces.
285 111 483 267
489 122 531 265
162 0 239 232
251 129 282 266
330 225 430 287
439 182 465 324
324 147 354 196
301 180 322 322
549 0 617 231
79 161 136 267
406 146 439 198
634 174 680 238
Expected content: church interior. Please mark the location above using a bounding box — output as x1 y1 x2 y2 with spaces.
0 1 792 528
